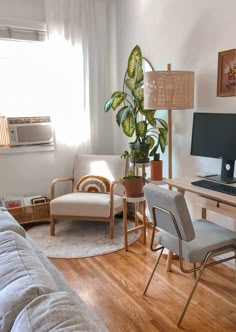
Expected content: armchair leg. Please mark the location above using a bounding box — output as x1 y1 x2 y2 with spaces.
50 215 55 236
109 215 114 239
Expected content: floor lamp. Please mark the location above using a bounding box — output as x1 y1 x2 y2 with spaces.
144 64 194 179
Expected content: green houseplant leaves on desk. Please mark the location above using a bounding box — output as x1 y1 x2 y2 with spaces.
104 44 168 162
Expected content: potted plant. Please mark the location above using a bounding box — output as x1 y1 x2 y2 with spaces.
121 150 145 198
104 45 168 162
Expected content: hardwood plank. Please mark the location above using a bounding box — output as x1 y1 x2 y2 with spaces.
50 227 236 332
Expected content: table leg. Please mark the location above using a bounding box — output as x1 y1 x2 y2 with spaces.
166 251 173 272
201 207 207 219
123 197 128 251
142 200 146 244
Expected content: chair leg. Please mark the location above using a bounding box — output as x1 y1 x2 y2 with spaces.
50 215 55 236
234 252 236 281
166 251 173 272
109 215 114 239
143 247 164 295
177 261 206 327
193 263 197 279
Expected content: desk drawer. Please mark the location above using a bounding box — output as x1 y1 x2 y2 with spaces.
195 196 236 219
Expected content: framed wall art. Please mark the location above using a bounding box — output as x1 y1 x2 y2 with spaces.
31 196 47 205
217 48 236 97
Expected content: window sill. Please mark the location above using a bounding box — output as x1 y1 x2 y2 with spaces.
0 145 54 154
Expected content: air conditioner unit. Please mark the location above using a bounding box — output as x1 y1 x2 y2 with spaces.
6 116 54 146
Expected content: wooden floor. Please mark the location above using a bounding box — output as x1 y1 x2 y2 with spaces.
50 227 236 332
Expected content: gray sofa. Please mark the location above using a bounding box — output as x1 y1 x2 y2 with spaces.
0 207 108 332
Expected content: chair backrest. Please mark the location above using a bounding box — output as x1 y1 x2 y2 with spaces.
73 154 126 196
144 184 195 242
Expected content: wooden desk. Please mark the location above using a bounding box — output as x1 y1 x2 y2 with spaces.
164 177 236 219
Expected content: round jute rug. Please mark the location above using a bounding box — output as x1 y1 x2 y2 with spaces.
27 217 141 259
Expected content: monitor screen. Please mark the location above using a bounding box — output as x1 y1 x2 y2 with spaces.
191 112 236 183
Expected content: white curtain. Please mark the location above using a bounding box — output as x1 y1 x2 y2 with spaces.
45 0 110 152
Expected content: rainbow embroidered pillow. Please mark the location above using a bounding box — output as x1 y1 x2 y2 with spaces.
75 175 111 193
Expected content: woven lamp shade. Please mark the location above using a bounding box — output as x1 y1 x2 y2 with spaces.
144 70 194 110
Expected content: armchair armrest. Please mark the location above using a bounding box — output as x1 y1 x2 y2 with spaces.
109 180 124 211
51 177 74 199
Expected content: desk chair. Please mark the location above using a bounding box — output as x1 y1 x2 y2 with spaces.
143 183 236 327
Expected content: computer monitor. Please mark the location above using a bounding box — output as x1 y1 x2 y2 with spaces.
191 112 236 184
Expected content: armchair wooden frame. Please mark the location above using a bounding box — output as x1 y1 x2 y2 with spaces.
50 177 123 239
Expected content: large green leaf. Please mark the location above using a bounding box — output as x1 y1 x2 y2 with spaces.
156 118 168 130
159 128 168 152
159 135 166 153
104 98 113 112
133 87 144 101
127 45 143 79
116 106 129 126
111 91 127 110
135 62 144 84
149 145 159 156
159 128 168 145
104 91 127 112
125 78 136 91
136 121 147 139
145 136 155 150
144 110 156 126
122 111 135 137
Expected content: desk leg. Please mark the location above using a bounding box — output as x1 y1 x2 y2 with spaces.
166 251 173 272
201 207 207 219
123 198 128 251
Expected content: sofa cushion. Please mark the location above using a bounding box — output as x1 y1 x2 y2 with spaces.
0 208 26 237
0 231 57 331
12 291 107 332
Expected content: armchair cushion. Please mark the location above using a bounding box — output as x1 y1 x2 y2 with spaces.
75 175 111 193
50 192 123 218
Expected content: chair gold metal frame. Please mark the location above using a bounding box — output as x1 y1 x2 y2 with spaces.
143 184 236 327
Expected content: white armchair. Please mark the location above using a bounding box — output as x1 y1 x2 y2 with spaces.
50 154 127 239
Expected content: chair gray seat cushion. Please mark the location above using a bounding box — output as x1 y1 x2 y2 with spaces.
50 192 123 217
0 230 57 331
11 291 107 332
157 219 236 263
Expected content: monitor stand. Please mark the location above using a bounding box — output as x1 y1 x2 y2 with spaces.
206 159 236 184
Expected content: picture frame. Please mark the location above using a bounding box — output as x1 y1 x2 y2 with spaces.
4 196 24 209
31 196 47 205
217 49 236 97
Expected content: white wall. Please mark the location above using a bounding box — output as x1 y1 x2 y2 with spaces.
0 0 113 198
110 0 236 233
1 0 236 228
0 0 45 28
0 0 76 198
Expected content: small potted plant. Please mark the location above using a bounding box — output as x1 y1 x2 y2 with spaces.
121 150 145 198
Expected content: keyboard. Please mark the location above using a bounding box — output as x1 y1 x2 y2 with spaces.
191 179 236 196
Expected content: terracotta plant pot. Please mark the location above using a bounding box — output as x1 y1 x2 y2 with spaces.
122 176 145 198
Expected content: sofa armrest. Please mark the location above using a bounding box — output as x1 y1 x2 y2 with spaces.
51 177 74 199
